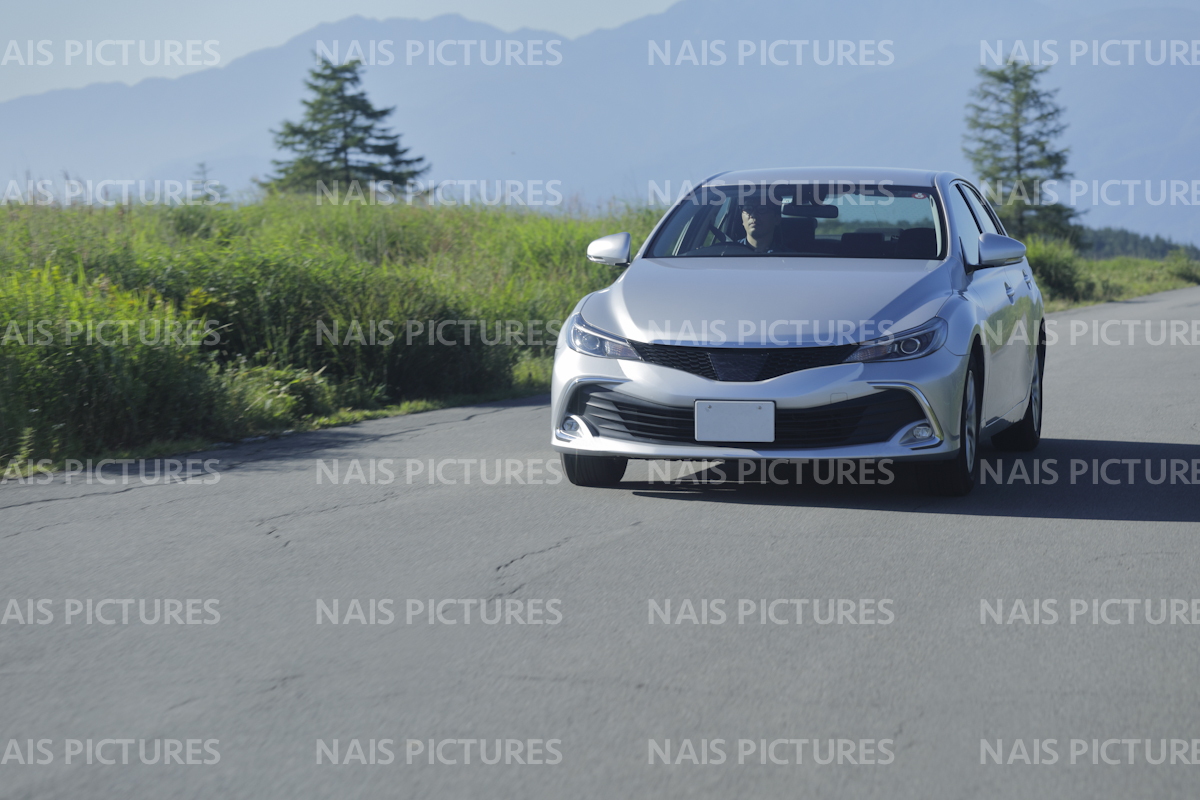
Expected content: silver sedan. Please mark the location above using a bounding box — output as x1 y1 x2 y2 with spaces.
550 168 1044 495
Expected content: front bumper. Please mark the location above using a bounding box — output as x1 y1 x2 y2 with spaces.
550 344 968 462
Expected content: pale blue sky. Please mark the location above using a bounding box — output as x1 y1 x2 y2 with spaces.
0 0 677 102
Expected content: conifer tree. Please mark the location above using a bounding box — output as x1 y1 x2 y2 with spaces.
964 63 1077 239
266 58 427 193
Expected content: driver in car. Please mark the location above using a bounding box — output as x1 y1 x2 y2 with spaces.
737 197 782 253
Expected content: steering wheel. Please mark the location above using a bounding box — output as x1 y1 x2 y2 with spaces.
707 224 734 244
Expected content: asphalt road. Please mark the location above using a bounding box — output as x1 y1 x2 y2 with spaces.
2 287 1199 800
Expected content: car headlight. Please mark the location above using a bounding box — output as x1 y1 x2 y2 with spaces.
844 318 947 363
565 314 642 360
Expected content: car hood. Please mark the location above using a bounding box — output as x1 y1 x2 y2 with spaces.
581 256 954 346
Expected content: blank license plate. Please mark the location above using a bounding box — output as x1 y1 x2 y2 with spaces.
694 401 775 442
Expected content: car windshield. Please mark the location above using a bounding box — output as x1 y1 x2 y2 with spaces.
646 181 944 260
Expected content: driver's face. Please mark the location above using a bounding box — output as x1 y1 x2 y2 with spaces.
741 205 780 238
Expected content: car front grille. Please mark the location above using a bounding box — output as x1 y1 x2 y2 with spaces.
572 386 926 449
629 342 858 381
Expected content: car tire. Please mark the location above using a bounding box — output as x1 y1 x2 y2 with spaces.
922 354 981 497
991 346 1043 452
562 453 628 487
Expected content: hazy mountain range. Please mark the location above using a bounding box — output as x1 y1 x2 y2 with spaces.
2 0 1198 242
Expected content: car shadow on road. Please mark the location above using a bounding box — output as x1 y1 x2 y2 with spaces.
625 438 1200 522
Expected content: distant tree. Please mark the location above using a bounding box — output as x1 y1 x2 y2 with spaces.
193 162 228 204
264 58 427 193
963 63 1077 240
1080 226 1200 260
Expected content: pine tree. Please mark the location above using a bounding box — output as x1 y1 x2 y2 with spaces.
265 58 427 193
963 63 1077 240
193 162 228 204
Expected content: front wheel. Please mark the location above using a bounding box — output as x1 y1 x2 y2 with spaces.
562 453 628 487
922 356 981 497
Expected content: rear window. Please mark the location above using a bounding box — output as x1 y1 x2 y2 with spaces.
647 181 944 260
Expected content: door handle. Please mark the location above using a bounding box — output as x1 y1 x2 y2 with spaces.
1004 282 1016 301
1022 269 1033 288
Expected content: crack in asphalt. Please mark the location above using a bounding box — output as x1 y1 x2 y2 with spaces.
487 522 644 599
1085 550 1182 562
251 493 404 527
3 481 262 532
257 674 304 693
489 537 577 599
496 538 572 572
6 521 65 537
0 483 145 511
486 582 527 601
891 711 924 749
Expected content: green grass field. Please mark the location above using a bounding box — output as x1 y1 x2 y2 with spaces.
1025 236 1200 312
0 198 658 466
1 198 1196 468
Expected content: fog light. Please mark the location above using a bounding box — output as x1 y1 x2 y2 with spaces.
562 418 579 433
912 424 933 440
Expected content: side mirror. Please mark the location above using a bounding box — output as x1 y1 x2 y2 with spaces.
978 232 1026 267
586 232 631 267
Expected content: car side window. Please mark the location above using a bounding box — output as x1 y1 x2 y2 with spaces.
947 185 981 265
962 186 1000 235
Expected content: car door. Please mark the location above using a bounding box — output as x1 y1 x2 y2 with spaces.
962 184 1037 407
945 183 1021 425
960 184 1033 415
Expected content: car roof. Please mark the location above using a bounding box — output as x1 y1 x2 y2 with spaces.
703 166 952 187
